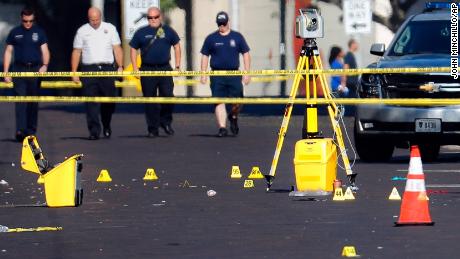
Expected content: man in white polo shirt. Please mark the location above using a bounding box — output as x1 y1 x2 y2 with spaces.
71 7 123 140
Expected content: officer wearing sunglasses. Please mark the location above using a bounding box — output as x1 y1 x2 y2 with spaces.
129 7 181 138
3 8 50 142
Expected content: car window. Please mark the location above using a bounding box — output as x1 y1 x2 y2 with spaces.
389 20 451 56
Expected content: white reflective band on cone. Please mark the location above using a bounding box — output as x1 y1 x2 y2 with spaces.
405 179 427 192
408 157 423 174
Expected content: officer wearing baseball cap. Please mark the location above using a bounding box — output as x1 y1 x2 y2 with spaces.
216 11 229 25
200 11 251 137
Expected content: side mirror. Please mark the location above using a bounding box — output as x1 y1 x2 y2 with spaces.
370 44 385 56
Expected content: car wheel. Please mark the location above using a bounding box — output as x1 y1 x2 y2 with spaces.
354 125 394 162
418 143 440 162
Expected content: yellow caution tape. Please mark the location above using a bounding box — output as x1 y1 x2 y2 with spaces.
0 76 291 89
0 67 450 78
7 226 63 232
1 96 460 106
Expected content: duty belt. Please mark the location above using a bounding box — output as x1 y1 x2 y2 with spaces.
15 62 40 67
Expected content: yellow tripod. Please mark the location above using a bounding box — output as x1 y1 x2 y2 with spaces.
265 39 357 191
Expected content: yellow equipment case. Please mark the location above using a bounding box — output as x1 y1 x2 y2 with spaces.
293 138 337 193
21 136 83 207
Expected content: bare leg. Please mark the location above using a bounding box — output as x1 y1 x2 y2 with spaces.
215 103 227 128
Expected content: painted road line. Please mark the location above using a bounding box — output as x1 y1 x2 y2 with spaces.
397 169 460 173
426 184 460 188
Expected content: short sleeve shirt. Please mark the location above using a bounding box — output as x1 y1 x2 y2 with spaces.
330 59 343 91
129 24 180 65
344 52 358 86
6 25 48 64
200 30 250 70
73 22 121 64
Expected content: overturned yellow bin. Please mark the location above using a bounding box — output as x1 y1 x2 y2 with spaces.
21 136 83 207
293 138 337 194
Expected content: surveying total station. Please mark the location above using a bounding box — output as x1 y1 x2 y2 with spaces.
265 8 357 195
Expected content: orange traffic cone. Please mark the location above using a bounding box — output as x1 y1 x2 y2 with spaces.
395 145 434 226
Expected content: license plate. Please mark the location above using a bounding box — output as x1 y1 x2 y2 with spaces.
415 119 441 132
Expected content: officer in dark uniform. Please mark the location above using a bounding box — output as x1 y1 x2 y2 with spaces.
129 7 181 137
200 11 251 137
3 8 50 142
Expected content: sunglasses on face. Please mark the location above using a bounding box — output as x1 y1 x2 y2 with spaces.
147 15 160 20
22 19 34 23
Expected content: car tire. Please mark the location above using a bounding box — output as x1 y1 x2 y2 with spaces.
354 125 394 162
418 143 440 162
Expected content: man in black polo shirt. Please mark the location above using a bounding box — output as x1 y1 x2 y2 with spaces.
3 8 50 142
129 7 181 138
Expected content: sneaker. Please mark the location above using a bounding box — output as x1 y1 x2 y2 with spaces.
147 131 159 138
103 128 112 138
160 124 175 135
217 128 228 137
88 135 99 140
228 115 239 135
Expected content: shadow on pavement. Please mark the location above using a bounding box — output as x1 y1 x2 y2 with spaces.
188 134 236 138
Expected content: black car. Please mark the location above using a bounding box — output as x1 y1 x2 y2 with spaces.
354 3 458 162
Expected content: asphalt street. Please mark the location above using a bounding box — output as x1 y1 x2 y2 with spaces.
1 103 460 258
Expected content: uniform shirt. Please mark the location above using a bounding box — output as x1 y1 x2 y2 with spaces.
330 59 343 91
129 24 180 65
6 25 47 64
344 51 358 86
200 30 250 70
73 22 121 65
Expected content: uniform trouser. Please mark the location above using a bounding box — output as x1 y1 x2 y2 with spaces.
81 64 117 136
140 64 174 133
12 64 41 135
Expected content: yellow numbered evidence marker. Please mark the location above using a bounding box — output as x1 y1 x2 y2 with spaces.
248 166 264 179
230 166 242 179
333 187 345 201
143 168 158 181
243 180 254 188
97 169 112 182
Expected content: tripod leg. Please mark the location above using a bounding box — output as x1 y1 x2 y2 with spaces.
266 55 308 190
313 55 358 190
313 55 338 114
326 106 357 188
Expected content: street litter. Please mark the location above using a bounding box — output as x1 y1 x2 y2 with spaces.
207 190 217 197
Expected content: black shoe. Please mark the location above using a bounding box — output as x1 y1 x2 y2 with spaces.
147 131 159 138
161 124 175 135
15 131 25 142
228 115 239 135
103 128 112 138
88 135 99 140
217 128 228 137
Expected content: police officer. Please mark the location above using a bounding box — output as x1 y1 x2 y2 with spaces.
129 7 181 138
71 7 123 140
3 8 50 142
200 11 251 137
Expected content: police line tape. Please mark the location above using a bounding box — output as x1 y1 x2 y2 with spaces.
0 67 450 78
2 96 460 106
0 76 291 89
